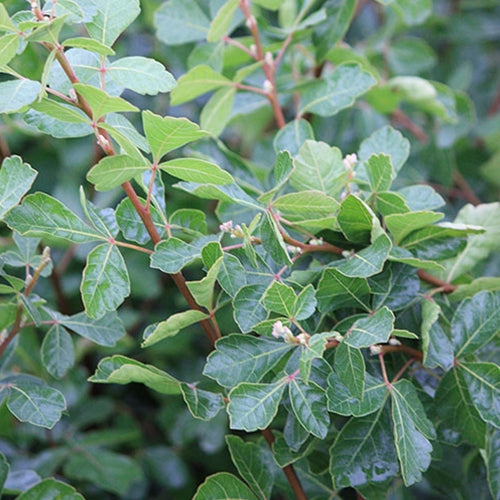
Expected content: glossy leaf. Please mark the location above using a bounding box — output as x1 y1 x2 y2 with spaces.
0 156 37 220
85 0 140 46
452 291 500 358
344 306 394 348
262 281 296 317
41 324 75 379
233 284 269 333
0 33 19 66
87 154 150 191
289 378 329 439
2 375 66 429
327 371 386 417
171 65 232 105
90 355 181 395
5 193 104 243
334 342 365 400
274 119 314 155
228 381 286 431
193 472 259 500
299 64 376 117
0 79 41 114
329 406 398 489
204 334 293 387
260 211 292 266
338 194 375 244
391 379 434 486
154 0 210 46
143 310 208 347
17 478 84 500
107 56 176 95
142 110 208 162
366 154 393 192
272 191 339 217
291 140 347 195
180 383 224 421
225 435 275 500
81 243 130 319
460 362 500 429
385 211 444 244
58 311 126 347
485 427 500 500
160 158 234 185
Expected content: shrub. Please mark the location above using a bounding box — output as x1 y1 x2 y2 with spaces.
0 0 499 499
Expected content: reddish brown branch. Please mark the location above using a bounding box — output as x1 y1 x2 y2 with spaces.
452 171 481 206
391 109 429 144
417 270 457 293
379 344 423 362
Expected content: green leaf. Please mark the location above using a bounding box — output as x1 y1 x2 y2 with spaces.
358 126 410 178
201 87 236 136
391 379 434 486
25 15 68 43
373 191 410 216
334 342 365 400
398 185 444 212
290 140 347 195
263 281 296 317
252 0 285 9
317 268 371 312
0 79 41 114
274 119 314 156
186 258 222 310
170 65 232 105
203 334 293 387
5 193 104 243
314 0 356 62
116 198 165 244
58 311 126 347
41 324 74 379
160 158 233 185
460 362 500 429
151 235 218 274
338 194 375 244
89 355 181 395
385 211 444 244
207 0 239 42
73 83 138 119
0 451 7 492
228 381 286 431
180 383 224 421
391 0 432 25
0 4 16 32
81 243 130 319
335 233 392 278
442 203 500 282
327 371 386 417
85 0 140 46
62 36 115 55
193 472 259 500
452 291 500 358
435 368 486 447
87 154 150 191
143 310 208 347
218 253 246 296
259 211 292 266
3 375 66 429
31 98 90 123
366 154 393 192
289 378 329 439
17 478 84 500
485 427 500 500
107 56 176 95
233 284 269 332
225 435 275 500
154 0 210 46
63 448 142 496
0 156 37 220
299 64 376 117
142 110 208 162
344 306 394 348
421 299 453 371
299 332 331 382
293 284 317 320
0 33 19 66
329 406 398 489
272 191 339 217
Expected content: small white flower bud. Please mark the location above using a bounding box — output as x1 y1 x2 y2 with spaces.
264 51 274 67
369 345 382 355
296 333 309 345
272 320 293 341
219 220 233 232
389 338 402 346
68 88 77 101
263 79 273 93
285 245 302 255
308 237 323 246
250 44 257 58
343 153 358 170
245 15 256 30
